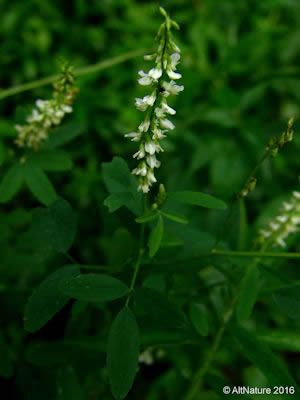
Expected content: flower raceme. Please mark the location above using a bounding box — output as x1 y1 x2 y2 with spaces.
125 8 184 194
15 63 78 151
257 191 300 248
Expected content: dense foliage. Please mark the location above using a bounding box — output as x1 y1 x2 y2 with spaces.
1 1 300 399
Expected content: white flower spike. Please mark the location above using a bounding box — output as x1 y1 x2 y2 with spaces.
125 8 184 193
15 63 78 150
257 191 300 248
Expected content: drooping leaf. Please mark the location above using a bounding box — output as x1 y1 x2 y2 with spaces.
273 284 300 320
29 149 73 171
161 210 188 224
0 163 24 203
189 303 210 336
258 331 300 352
135 210 158 223
236 264 261 322
168 190 227 210
42 122 83 149
24 162 57 205
107 307 140 399
59 274 129 303
25 197 77 255
102 157 142 215
24 265 80 332
104 194 125 213
231 325 298 392
148 215 164 257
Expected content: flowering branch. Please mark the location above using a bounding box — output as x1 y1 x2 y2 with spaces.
15 62 78 151
125 7 184 193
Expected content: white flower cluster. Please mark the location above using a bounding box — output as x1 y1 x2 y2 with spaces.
258 191 300 248
15 64 77 150
125 10 184 193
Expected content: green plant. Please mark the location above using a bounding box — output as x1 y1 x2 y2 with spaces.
1 3 300 400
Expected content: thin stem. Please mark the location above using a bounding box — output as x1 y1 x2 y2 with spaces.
211 248 300 259
0 48 148 101
125 197 147 307
184 302 233 400
184 243 271 398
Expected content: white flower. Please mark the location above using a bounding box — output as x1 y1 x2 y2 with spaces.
162 80 184 96
160 118 175 130
15 70 76 151
257 190 300 248
148 68 163 80
62 104 73 113
125 132 141 142
125 11 183 193
167 69 182 80
135 93 156 111
139 183 151 193
138 70 152 86
138 120 150 132
144 54 156 61
152 126 166 140
133 145 145 159
146 170 157 184
293 191 300 199
161 99 176 115
170 52 180 69
132 163 147 176
145 141 163 155
155 107 165 119
147 155 161 169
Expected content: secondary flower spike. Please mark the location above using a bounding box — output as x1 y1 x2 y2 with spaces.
125 7 184 193
15 62 78 150
257 191 300 248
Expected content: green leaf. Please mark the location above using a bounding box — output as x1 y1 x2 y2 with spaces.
236 264 261 322
168 191 227 210
107 307 140 399
59 274 129 303
26 198 77 254
273 284 300 320
258 331 300 352
42 122 83 149
148 215 164 258
189 303 210 336
0 163 24 203
160 210 188 224
29 149 73 171
24 265 80 332
232 326 298 392
24 162 57 205
135 210 158 223
102 157 142 215
56 366 85 400
104 194 125 213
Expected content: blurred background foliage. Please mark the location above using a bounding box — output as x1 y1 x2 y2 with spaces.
1 0 300 398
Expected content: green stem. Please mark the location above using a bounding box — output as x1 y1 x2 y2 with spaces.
125 246 144 307
211 248 300 259
125 197 147 306
184 243 270 399
184 302 234 400
0 48 148 101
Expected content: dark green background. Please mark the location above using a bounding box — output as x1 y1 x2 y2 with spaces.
0 0 300 399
